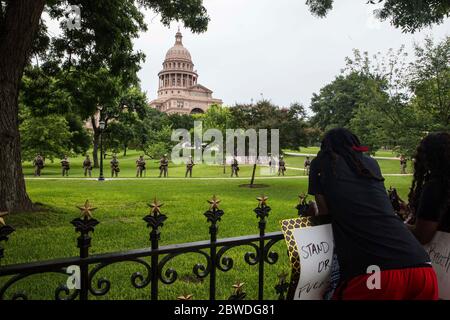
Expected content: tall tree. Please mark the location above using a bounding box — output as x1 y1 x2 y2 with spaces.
0 0 209 212
305 0 450 32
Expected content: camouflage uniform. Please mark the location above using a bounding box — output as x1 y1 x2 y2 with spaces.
136 156 146 178
400 156 407 174
231 158 239 177
110 156 120 178
83 156 92 177
33 155 44 177
159 155 169 178
185 157 194 178
304 157 311 176
278 157 286 176
61 156 70 177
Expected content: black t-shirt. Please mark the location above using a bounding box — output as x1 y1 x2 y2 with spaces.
308 155 430 282
416 179 450 233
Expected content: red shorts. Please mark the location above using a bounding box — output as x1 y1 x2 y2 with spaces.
333 266 439 300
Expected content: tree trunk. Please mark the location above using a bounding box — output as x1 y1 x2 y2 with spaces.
250 163 257 186
123 145 127 157
0 0 45 213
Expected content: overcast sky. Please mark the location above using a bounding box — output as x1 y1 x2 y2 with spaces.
132 1 449 110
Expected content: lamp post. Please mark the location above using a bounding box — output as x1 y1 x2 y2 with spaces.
98 120 105 181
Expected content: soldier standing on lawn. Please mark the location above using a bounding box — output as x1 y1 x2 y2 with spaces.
83 155 93 177
61 155 70 177
159 154 169 178
400 155 407 174
185 156 195 178
231 157 239 177
278 155 286 176
110 154 120 178
268 153 275 175
304 156 311 176
33 154 45 177
136 155 146 178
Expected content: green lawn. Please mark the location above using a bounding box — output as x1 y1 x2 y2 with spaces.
1 152 413 300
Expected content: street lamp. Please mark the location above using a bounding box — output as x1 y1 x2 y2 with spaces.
98 120 105 181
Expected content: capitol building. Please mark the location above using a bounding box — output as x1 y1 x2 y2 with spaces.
149 30 222 115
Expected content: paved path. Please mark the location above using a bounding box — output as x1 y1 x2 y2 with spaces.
284 152 400 160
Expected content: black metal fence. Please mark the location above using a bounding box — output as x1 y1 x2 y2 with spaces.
0 195 308 300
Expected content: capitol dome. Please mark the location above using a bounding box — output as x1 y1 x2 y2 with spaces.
164 31 192 62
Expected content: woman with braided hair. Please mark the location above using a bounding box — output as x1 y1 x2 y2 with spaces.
308 128 437 300
408 132 450 243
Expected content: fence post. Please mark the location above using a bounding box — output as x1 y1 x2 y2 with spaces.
0 212 15 266
143 198 167 301
254 195 271 300
204 195 224 301
71 200 99 300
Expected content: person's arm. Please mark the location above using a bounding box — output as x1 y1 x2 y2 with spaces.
409 181 443 245
315 194 329 216
408 219 439 245
308 158 329 215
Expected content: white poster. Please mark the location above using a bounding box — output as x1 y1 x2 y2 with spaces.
292 224 334 300
424 231 450 300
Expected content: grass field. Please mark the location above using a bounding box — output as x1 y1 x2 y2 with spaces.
0 151 413 300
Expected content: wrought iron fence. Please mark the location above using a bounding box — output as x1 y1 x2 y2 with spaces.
0 195 309 300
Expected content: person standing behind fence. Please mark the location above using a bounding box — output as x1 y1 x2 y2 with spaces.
33 154 44 177
400 155 407 174
231 157 239 177
110 154 120 178
136 155 146 178
159 154 169 178
278 156 286 176
407 132 450 244
304 156 311 176
308 128 437 300
83 155 92 177
60 156 70 177
185 156 195 178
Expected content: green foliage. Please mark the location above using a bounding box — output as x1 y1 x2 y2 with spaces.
20 114 73 161
305 0 450 32
312 36 450 157
310 72 377 131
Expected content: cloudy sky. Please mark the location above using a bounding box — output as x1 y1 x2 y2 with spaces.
135 1 449 110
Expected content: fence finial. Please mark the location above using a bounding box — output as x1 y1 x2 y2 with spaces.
76 200 97 220
207 195 221 210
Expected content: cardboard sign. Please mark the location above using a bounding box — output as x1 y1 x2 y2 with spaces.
281 216 334 300
424 231 450 300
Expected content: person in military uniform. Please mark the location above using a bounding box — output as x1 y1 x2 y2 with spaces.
304 156 311 176
136 155 146 178
83 155 93 177
231 157 239 177
268 153 275 175
60 155 70 177
278 155 286 176
159 154 169 178
185 156 195 178
33 154 45 177
400 155 407 174
110 154 120 178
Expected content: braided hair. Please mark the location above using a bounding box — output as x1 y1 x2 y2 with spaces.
408 132 450 219
316 128 384 181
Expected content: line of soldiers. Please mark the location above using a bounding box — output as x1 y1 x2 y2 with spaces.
32 154 298 178
267 154 287 176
